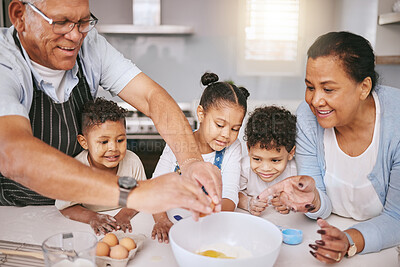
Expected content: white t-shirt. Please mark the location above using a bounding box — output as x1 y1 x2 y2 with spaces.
152 139 242 206
323 91 383 221
55 150 147 212
31 60 67 102
239 155 297 197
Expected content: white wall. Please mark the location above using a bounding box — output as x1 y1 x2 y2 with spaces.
333 0 378 47
90 0 400 103
90 0 335 103
333 0 400 89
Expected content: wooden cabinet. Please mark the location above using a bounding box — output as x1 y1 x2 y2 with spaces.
376 55 400 64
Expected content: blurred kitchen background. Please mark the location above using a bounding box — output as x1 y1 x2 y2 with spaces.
2 0 400 177
86 0 400 101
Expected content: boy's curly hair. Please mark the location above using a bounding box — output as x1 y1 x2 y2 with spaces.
244 106 296 153
81 97 128 134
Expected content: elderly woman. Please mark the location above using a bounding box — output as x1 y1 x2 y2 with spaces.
260 31 400 263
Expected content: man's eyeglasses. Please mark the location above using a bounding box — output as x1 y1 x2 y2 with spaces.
22 2 98 35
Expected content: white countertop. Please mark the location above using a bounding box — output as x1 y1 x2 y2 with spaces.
0 205 398 266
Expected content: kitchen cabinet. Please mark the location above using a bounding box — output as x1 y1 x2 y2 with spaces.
376 6 400 64
375 0 400 64
378 11 400 25
375 55 400 64
90 0 194 35
96 24 194 35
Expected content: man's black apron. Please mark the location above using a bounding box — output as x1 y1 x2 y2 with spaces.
0 30 93 206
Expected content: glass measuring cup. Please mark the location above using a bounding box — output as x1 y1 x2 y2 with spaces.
42 232 97 267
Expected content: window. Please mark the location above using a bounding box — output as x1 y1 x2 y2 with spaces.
237 0 304 76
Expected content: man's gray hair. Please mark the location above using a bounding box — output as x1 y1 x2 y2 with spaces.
21 0 45 17
21 0 44 4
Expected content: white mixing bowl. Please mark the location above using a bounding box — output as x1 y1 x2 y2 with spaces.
169 212 282 267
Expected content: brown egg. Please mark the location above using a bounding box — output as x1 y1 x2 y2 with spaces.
109 244 129 259
200 202 216 217
96 241 110 257
119 237 136 251
102 233 119 247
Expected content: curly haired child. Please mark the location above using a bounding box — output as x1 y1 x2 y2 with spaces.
238 106 297 216
55 97 146 235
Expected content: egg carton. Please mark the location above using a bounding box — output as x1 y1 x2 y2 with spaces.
96 232 146 267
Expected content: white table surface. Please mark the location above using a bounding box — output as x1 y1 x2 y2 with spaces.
0 205 398 267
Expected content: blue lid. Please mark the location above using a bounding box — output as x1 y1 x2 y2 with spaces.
282 228 303 245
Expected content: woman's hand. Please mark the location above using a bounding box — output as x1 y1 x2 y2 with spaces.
309 218 349 264
152 213 174 243
258 175 319 213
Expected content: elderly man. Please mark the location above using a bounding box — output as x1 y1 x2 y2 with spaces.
0 0 221 216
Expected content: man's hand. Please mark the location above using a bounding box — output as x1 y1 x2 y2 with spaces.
259 175 319 213
127 172 213 218
180 160 222 212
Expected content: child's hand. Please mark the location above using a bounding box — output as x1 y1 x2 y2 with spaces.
152 214 173 243
89 214 118 235
271 196 290 214
113 212 133 233
248 196 268 216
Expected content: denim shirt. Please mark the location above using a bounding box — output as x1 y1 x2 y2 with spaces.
0 26 141 118
296 85 400 254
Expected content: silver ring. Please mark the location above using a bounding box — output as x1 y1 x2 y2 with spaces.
335 252 342 262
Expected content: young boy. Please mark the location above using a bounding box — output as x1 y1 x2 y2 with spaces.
238 106 297 216
55 98 147 235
